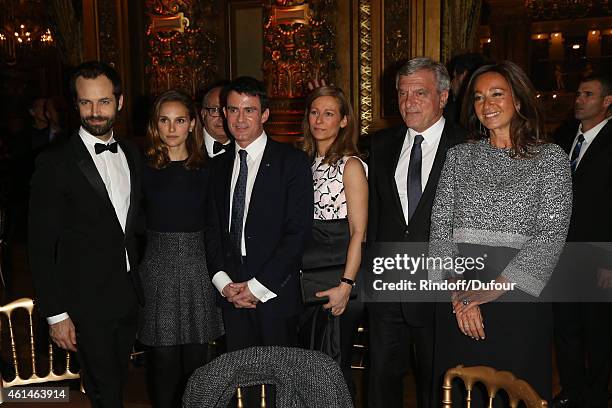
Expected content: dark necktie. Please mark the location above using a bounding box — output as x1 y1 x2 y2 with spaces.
230 149 248 256
407 134 424 221
94 142 118 154
213 141 226 154
570 134 585 174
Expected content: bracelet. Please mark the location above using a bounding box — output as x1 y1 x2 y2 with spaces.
340 277 356 286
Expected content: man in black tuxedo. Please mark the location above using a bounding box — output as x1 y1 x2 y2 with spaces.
201 80 233 158
206 76 313 351
551 73 612 408
367 57 464 408
28 61 143 407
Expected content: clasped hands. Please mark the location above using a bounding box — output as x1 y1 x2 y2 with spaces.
222 282 259 309
450 277 509 341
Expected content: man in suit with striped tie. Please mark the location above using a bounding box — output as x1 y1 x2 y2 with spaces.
552 73 612 408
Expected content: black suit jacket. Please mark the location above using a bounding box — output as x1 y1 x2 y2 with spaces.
205 137 313 317
553 120 612 289
28 132 143 322
557 120 612 243
368 120 464 325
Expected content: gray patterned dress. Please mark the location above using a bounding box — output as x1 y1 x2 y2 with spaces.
138 161 223 346
429 140 572 402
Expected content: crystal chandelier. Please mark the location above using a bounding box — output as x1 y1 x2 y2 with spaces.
0 0 54 63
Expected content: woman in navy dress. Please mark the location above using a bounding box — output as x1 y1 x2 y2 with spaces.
139 90 223 408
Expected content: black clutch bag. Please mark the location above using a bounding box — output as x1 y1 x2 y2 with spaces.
300 218 357 305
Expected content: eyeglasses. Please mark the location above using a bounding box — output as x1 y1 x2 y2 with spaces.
203 106 222 117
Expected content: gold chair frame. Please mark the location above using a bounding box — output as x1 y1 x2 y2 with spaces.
236 384 268 408
0 298 80 402
442 365 548 408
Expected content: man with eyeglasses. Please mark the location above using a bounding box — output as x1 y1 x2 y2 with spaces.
201 80 233 158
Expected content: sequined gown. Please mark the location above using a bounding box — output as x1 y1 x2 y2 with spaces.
429 140 572 403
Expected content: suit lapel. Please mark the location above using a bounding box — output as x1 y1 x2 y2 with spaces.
388 126 408 224
247 139 274 226
71 134 117 218
420 122 452 205
408 121 456 226
116 138 137 235
574 120 612 177
220 151 235 228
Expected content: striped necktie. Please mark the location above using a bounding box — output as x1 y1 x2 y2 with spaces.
570 134 585 174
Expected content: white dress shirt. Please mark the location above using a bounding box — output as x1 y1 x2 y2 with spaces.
47 127 132 325
211 132 277 302
394 116 445 223
570 117 610 169
204 128 231 158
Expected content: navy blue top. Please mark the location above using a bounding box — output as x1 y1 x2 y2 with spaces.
142 160 209 232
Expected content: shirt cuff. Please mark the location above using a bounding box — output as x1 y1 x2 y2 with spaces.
248 278 277 303
212 271 233 296
47 312 69 325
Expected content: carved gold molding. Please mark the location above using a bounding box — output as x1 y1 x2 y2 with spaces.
263 0 337 99
149 12 190 33
359 0 372 135
145 0 218 96
269 4 310 25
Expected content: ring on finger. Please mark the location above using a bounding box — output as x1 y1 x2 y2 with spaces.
462 299 470 305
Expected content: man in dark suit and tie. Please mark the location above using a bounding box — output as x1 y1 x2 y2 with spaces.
201 80 233 158
551 73 612 408
205 76 313 351
367 57 464 408
28 61 143 407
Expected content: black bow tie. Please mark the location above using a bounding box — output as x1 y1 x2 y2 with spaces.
213 141 227 154
94 142 118 154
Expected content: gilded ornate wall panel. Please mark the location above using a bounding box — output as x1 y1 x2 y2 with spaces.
145 0 221 96
262 0 339 140
383 0 410 118
359 0 441 133
359 0 373 134
262 0 338 99
252 0 442 138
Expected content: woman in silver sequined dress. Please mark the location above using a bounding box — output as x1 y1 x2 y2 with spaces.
139 90 223 408
429 61 572 405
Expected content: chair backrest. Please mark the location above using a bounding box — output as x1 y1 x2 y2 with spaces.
442 365 548 408
0 298 80 393
183 346 353 408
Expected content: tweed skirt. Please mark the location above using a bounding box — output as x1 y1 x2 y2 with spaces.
138 230 224 346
